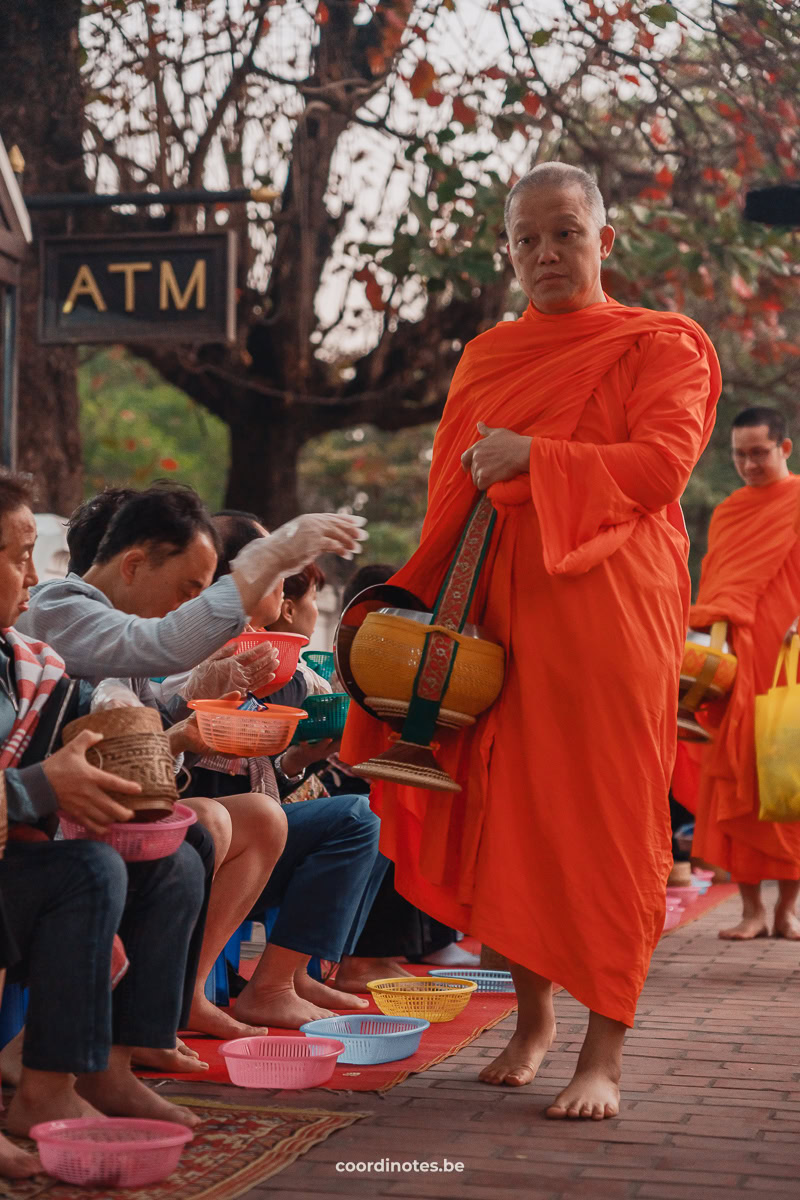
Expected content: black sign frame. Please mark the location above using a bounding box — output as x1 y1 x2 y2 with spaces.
39 231 236 345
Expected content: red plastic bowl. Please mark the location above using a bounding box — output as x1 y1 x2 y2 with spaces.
58 804 198 862
30 1117 193 1188
229 631 309 696
220 1035 344 1089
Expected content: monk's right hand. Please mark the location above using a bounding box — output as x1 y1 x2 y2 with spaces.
43 730 140 834
784 617 799 646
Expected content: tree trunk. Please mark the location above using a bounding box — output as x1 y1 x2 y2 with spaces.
224 406 307 526
0 0 85 513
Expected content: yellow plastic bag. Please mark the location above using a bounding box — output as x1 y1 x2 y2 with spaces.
756 635 800 822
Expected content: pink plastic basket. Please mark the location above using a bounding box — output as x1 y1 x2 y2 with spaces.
188 699 306 755
30 1118 193 1188
219 1035 344 1089
58 804 198 862
229 631 309 695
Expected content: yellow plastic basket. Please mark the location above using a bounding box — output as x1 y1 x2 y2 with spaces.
366 976 477 1023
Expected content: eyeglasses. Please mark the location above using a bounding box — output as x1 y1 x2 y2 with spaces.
732 446 778 463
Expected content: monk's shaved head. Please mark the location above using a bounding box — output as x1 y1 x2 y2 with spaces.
505 163 606 231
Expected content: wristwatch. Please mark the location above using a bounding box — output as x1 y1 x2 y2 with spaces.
273 751 305 786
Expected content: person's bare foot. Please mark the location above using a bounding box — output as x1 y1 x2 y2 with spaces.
719 913 769 940
76 1051 200 1128
546 1066 620 1120
131 1039 209 1074
333 956 412 995
0 1028 23 1087
235 982 334 1028
0 1131 41 1179
7 1072 103 1137
187 992 267 1039
479 1023 557 1086
294 969 370 1010
774 908 800 939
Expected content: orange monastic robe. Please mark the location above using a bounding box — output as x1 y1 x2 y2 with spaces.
342 297 720 1026
691 475 800 883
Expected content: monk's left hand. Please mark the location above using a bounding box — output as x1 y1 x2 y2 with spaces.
461 423 532 491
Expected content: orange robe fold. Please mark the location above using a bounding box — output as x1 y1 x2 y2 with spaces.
691 474 800 882
342 297 720 1026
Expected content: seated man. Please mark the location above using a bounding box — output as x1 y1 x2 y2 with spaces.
0 471 204 1165
169 511 388 1026
20 485 365 1037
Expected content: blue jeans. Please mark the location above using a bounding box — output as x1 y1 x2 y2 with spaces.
248 794 388 962
0 839 204 1074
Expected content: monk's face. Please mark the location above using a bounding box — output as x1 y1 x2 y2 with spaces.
731 424 792 487
506 184 614 314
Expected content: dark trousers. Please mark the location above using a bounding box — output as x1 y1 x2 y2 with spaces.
248 794 388 962
181 821 215 1025
0 839 204 1074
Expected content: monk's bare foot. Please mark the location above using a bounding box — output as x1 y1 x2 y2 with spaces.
333 956 412 995
546 1066 620 1120
774 908 800 939
187 992 267 1039
7 1071 103 1137
479 1023 557 1087
235 981 334 1028
0 1132 41 1179
719 914 769 940
294 969 370 1010
77 1050 200 1128
131 1040 209 1074
0 1028 24 1087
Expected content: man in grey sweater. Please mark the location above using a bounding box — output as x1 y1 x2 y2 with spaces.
18 484 367 1039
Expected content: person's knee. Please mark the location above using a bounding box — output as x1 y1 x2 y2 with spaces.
335 794 380 846
185 797 233 869
70 839 129 901
232 792 288 846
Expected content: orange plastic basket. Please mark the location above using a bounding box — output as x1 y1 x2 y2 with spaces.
228 632 309 696
188 700 307 756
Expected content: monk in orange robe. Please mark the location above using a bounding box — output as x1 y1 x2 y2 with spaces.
691 406 800 939
342 162 721 1119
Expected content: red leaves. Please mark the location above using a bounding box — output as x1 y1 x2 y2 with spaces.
639 166 673 201
702 167 726 184
314 1 329 24
159 457 178 471
649 119 667 146
367 47 386 75
408 60 436 99
425 89 445 107
622 74 641 85
452 96 478 127
354 267 385 313
522 93 542 116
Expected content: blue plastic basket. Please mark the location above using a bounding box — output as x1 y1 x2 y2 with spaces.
428 968 515 993
301 651 336 682
299 1015 429 1064
291 693 350 744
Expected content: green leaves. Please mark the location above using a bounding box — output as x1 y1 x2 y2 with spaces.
645 4 678 28
529 29 553 46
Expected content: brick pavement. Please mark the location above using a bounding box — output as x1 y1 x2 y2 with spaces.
160 887 800 1199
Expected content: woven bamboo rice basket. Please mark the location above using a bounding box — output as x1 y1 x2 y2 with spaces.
62 708 177 819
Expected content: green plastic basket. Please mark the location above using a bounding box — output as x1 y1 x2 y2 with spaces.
291 693 350 744
301 651 336 682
